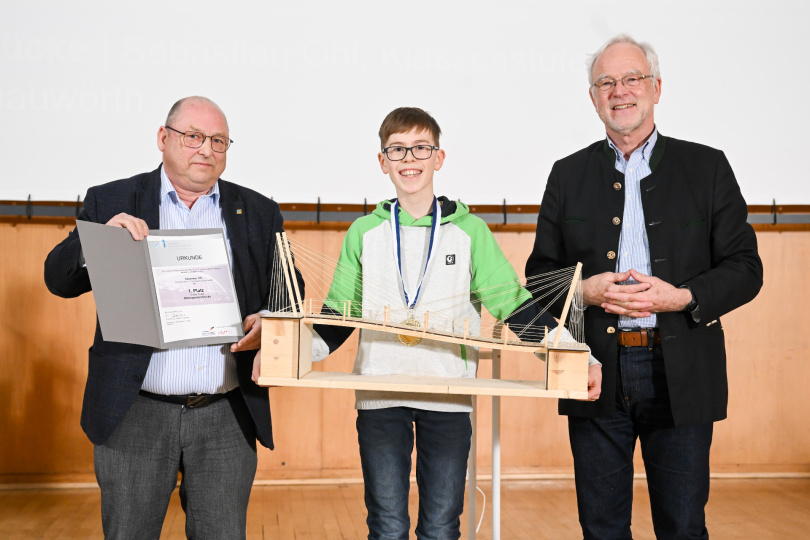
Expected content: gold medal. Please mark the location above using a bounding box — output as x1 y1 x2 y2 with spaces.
397 315 422 346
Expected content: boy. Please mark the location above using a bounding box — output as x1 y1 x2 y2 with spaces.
312 107 600 539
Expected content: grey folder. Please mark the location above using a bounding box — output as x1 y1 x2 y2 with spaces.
76 221 244 348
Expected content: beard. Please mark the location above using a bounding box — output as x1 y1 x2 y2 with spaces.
598 102 653 136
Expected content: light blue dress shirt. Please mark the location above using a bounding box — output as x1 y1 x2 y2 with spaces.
608 129 658 329
140 166 239 395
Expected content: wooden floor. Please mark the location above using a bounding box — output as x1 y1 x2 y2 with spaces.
1 478 808 539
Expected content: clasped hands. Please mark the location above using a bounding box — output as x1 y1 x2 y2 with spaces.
576 269 692 403
583 269 692 317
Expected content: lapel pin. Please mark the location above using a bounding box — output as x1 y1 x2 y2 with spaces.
236 209 243 214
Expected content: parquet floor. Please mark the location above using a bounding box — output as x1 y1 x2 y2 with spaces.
1 478 808 539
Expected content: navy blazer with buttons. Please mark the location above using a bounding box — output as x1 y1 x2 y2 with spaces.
44 166 300 449
526 135 763 426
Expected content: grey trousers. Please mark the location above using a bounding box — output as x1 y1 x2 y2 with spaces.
94 392 258 539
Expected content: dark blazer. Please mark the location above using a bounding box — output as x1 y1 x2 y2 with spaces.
526 135 763 426
44 166 300 449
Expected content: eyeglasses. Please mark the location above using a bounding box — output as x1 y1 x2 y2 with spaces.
382 145 439 161
592 74 654 92
165 125 233 153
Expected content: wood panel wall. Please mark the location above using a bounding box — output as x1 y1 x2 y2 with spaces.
1 222 807 484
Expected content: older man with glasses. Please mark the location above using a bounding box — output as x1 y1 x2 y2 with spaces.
526 36 762 539
45 96 302 539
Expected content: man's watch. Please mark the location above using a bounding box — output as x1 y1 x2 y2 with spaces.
679 285 700 322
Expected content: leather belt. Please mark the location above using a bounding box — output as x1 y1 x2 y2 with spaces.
138 388 236 409
617 329 660 347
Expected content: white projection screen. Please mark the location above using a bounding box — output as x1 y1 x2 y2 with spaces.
1 1 807 205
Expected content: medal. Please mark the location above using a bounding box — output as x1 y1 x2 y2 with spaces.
390 197 442 347
397 311 422 346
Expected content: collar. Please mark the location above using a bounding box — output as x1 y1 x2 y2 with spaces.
382 195 456 225
607 128 658 164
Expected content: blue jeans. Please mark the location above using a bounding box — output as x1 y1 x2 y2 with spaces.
568 345 713 540
357 407 472 540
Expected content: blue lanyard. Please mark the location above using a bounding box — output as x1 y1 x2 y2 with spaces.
390 197 441 309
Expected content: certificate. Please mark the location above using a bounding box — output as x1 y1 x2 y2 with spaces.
76 221 244 348
147 233 243 344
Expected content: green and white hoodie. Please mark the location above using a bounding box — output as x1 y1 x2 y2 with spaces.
316 197 537 413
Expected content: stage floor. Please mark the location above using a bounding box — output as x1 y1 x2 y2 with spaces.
1 478 808 539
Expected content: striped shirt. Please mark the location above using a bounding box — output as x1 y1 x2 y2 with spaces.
608 129 658 329
140 166 239 395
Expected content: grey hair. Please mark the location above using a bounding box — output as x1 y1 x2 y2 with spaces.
587 34 660 94
165 96 228 128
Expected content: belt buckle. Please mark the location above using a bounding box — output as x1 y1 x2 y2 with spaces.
186 395 209 408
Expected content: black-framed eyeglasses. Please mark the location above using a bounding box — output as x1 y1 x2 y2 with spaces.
382 145 439 161
592 74 654 92
165 125 233 153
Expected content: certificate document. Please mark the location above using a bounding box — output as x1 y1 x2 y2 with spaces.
76 221 244 348
147 233 243 343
